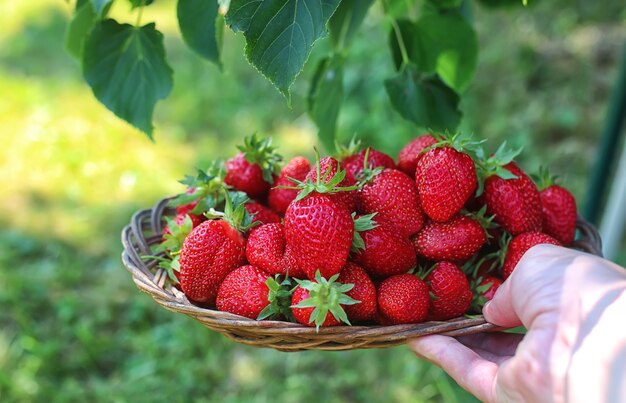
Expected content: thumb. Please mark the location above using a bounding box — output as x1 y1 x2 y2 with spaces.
483 278 522 328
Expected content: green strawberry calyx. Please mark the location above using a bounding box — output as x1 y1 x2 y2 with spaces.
464 249 501 279
156 215 194 254
237 133 283 183
469 276 500 312
351 212 378 253
532 166 559 191
292 271 359 331
278 148 360 201
257 276 297 321
169 161 227 215
421 131 486 156
474 141 523 196
334 135 362 161
355 147 385 184
205 190 261 233
142 254 181 285
415 262 438 281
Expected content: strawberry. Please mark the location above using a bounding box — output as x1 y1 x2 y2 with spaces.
341 147 396 182
477 276 502 301
377 274 430 325
352 214 416 278
502 232 561 279
163 212 204 237
397 134 438 178
415 134 478 222
244 201 281 225
425 262 473 320
534 168 577 245
174 188 201 217
284 193 354 280
291 272 358 328
216 266 295 320
224 134 282 199
267 156 310 215
483 162 543 235
540 185 577 245
358 168 424 237
337 262 377 322
412 215 486 262
246 223 305 278
304 156 358 211
216 265 270 319
469 275 503 312
170 163 227 215
178 192 256 305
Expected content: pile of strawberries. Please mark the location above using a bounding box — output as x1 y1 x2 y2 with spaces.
153 133 577 328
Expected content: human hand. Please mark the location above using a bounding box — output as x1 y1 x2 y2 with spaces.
408 244 626 402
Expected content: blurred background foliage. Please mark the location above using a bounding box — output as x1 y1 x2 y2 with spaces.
1 1 625 401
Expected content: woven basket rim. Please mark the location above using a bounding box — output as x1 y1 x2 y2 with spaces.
120 197 603 351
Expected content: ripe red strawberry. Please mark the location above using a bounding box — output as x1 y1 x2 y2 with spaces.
397 134 438 178
341 147 396 182
337 262 377 322
179 220 246 304
416 145 477 222
352 215 416 278
268 156 310 214
425 262 473 320
477 276 502 301
291 272 357 328
483 162 542 235
539 185 577 246
358 168 424 237
305 156 357 211
412 215 486 262
284 193 354 280
178 193 255 305
377 274 430 324
469 275 503 312
502 232 561 279
217 266 295 320
244 201 281 225
174 188 201 216
246 223 305 278
216 265 271 319
224 134 282 199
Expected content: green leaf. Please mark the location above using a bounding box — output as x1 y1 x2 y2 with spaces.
385 67 461 132
177 0 222 66
328 0 374 49
389 19 420 72
129 0 155 8
416 10 478 93
425 0 462 9
308 55 344 152
82 20 174 139
89 0 112 16
225 0 342 99
389 13 477 93
66 0 97 59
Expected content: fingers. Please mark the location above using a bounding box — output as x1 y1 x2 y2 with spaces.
408 335 498 403
483 279 523 328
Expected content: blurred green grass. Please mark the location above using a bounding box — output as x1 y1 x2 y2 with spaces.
0 1 624 401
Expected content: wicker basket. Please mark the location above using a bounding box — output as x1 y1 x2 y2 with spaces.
121 198 603 352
